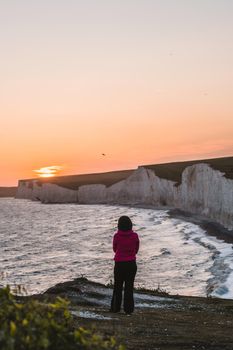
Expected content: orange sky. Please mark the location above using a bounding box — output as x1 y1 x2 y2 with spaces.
1 1 233 186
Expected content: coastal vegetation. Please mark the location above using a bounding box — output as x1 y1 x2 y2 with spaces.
0 286 123 350
21 169 135 190
143 156 233 184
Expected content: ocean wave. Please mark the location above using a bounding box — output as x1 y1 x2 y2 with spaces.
0 198 233 299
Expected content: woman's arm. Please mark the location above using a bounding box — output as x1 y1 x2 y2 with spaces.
113 234 117 252
135 235 140 254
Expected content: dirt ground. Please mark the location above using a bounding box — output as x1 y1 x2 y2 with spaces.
44 278 233 350
70 300 233 350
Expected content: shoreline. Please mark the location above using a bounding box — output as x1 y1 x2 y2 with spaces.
9 196 233 243
6 197 233 244
168 208 233 244
121 202 233 244
128 202 233 244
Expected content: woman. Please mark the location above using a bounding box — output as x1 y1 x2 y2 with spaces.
110 216 140 315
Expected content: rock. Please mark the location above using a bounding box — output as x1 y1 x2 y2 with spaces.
16 158 233 230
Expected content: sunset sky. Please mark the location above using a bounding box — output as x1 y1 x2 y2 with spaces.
1 0 233 186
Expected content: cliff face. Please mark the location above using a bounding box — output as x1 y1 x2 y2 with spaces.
177 164 233 229
16 163 233 230
0 187 17 197
16 181 78 203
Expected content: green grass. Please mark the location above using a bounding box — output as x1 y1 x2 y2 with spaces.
143 156 233 184
0 286 124 350
20 170 135 190
19 156 233 190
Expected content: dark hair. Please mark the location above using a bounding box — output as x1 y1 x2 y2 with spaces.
118 216 133 231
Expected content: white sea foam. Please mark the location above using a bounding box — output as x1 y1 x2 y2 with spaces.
71 310 113 320
0 198 233 299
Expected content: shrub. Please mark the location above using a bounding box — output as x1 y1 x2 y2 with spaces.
0 287 124 350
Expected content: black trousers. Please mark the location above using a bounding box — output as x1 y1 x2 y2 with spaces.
110 260 137 314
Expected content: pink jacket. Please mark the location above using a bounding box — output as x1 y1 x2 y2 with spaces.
113 230 139 262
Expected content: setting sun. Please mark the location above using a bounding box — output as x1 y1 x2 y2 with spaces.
33 166 63 178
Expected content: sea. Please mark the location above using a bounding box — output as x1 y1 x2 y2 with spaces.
0 198 233 298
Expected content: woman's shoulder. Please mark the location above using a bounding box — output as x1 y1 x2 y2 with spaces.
132 231 139 239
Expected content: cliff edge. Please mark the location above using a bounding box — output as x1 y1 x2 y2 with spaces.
16 156 233 230
42 277 233 350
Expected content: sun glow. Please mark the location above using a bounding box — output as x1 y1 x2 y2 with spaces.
33 166 63 178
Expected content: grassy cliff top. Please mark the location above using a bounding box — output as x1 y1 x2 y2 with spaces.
20 169 135 190
143 156 233 184
19 156 233 189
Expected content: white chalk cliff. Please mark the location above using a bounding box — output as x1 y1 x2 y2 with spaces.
16 163 233 230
